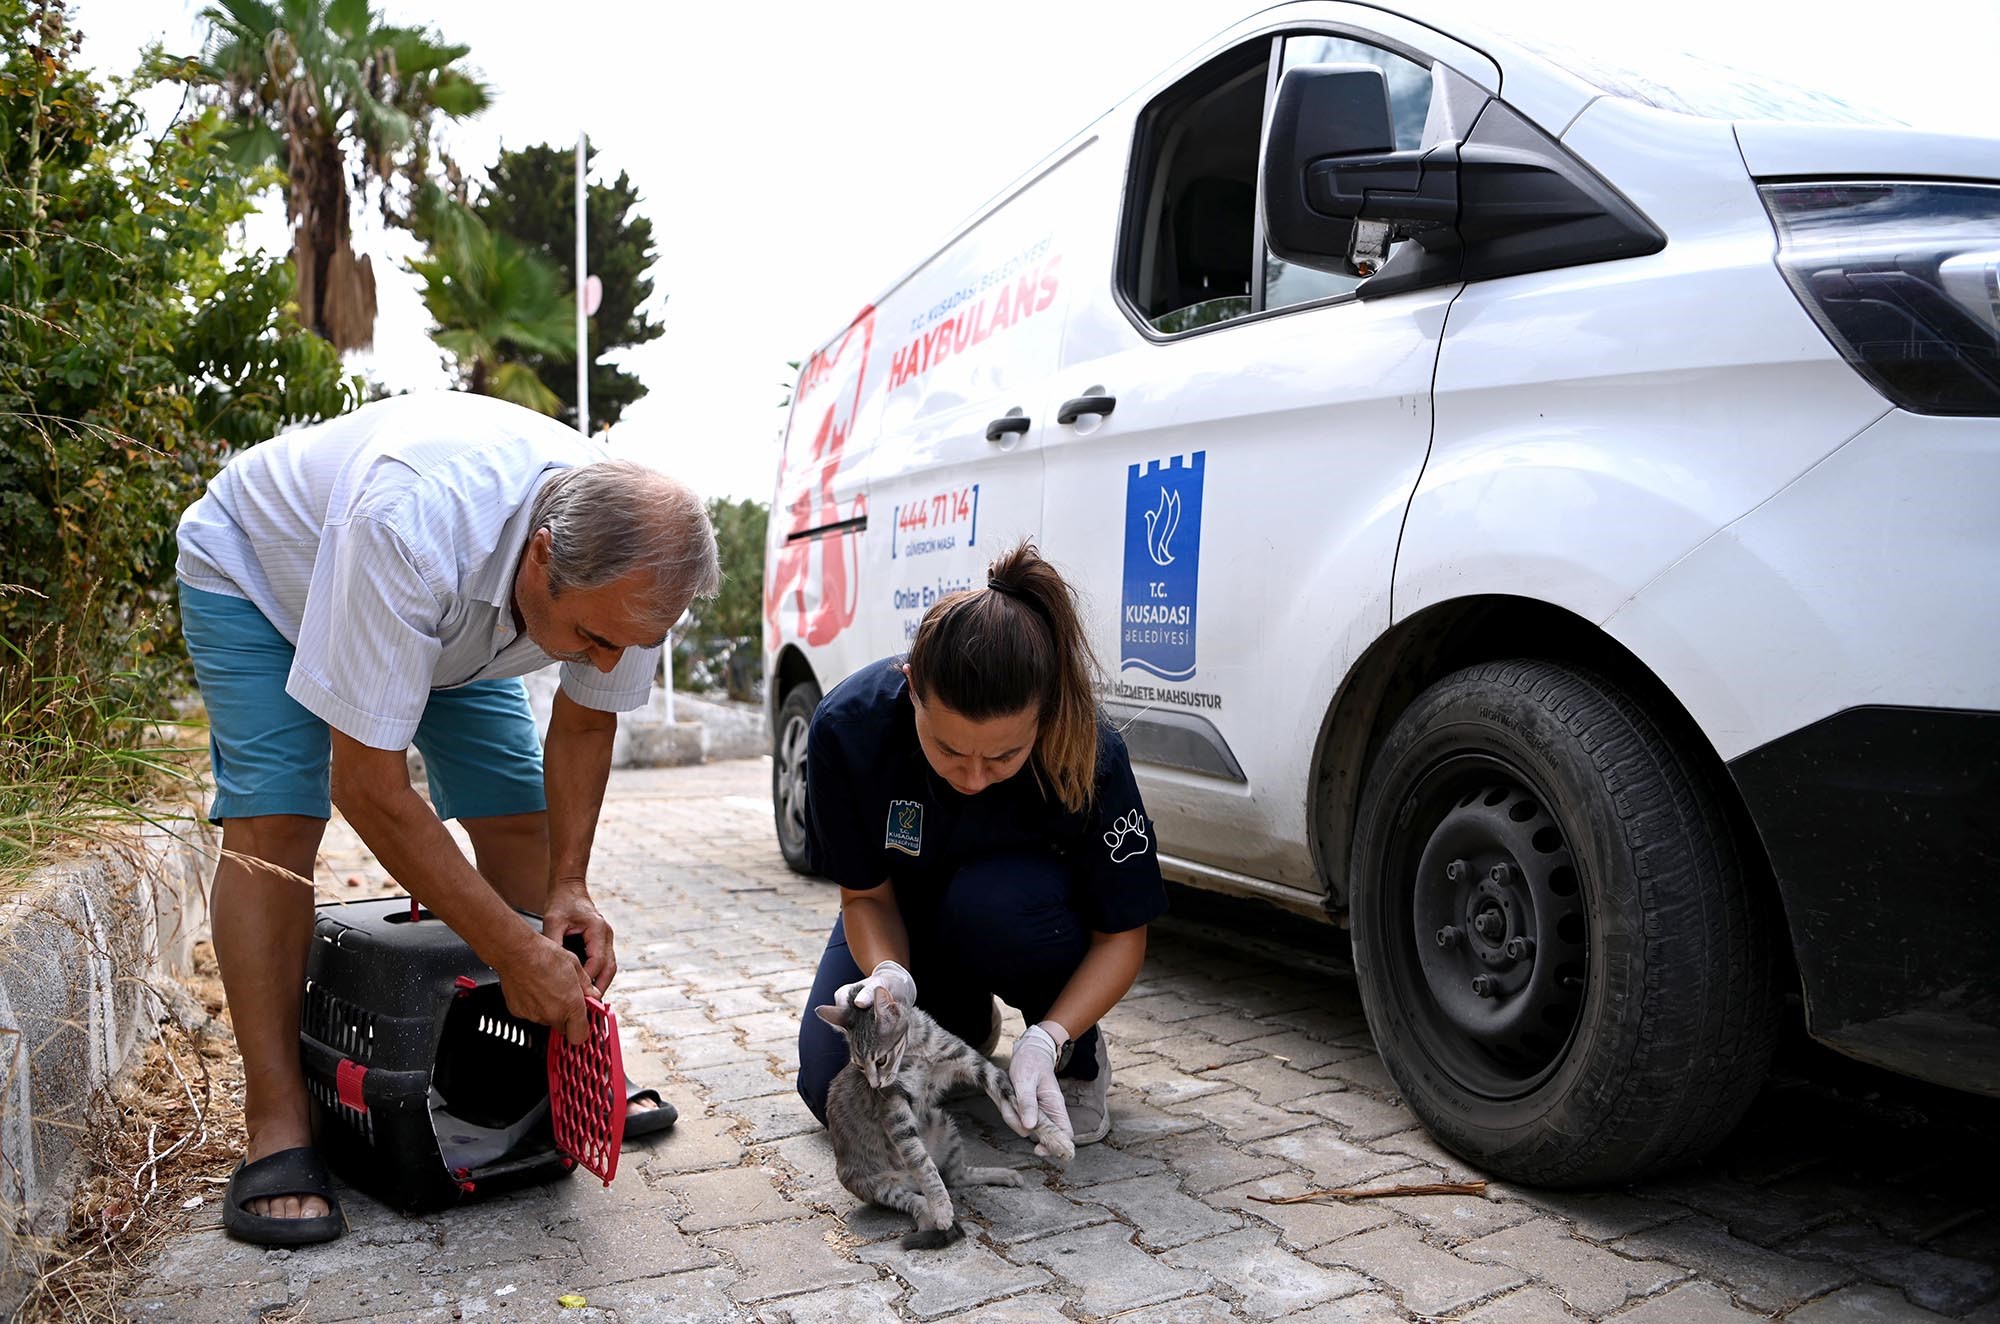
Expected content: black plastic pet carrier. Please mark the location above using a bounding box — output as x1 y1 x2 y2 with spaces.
300 897 578 1211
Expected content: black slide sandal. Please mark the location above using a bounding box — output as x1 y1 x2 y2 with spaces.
623 1080 678 1139
222 1146 344 1246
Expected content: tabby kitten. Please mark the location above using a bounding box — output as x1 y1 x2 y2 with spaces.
815 988 1074 1248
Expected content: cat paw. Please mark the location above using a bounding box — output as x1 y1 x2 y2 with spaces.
1033 1125 1076 1164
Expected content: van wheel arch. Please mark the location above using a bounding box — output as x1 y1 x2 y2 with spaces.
1310 596 1778 935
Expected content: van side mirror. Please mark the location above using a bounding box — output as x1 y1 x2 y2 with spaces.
1262 63 1457 278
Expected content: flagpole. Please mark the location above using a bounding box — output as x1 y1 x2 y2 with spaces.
575 130 590 437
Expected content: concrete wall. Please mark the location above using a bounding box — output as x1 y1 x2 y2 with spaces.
0 818 212 1311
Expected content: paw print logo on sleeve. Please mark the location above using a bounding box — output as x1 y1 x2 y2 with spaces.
1103 810 1150 864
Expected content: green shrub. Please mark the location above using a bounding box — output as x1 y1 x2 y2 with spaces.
0 0 357 858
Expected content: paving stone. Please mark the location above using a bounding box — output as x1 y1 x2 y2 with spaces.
1099 1004 1183 1045
957 1176 1111 1244
724 1092 823 1142
1179 1011 1293 1044
1460 1217 1684 1315
731 1010 800 1044
1650 1173 1835 1246
1309 1223 1525 1316
639 1007 730 1039
1614 1280 1768 1322
1787 1284 1957 1322
569 1209 718 1288
1364 1126 1490 1182
753 1277 902 1323
1119 991 1219 1023
1248 1124 1406 1189
1143 1034 1267 1073
1373 1183 1533 1244
1615 1215 1853 1313
1457 1285 1582 1324
1162 1228 1372 1320
119 1281 294 1323
644 1112 747 1174
1232 1031 1370 1073
1101 1094 1207 1144
1282 1290 1408 1321
669 1165 802 1231
1120 1059 1239 1106
1202 1054 1337 1106
1080 1174 1242 1249
673 1033 762 1069
1108 1296 1243 1324
430 1209 584 1271
704 987 786 1018
1780 1218 1914 1266
624 985 700 1013
1289 1087 1421 1141
686 1060 794 1102
772 1132 846 1207
1500 1186 1690 1241
857 1238 1052 1319
1052 1136 1165 1184
1165 1087 1319 1143
579 1266 747 1323
1208 1171 1397 1252
1131 1131 1293 1195
1013 1222 1211 1316
925 1289 1076 1323
1863 1246 2000 1316
1310 1054 1400 1096
703 1219 876 1303
136 1230 285 1288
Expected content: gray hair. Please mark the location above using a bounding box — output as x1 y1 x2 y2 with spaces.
528 459 721 633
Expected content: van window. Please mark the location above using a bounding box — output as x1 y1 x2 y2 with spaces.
1123 46 1271 335
1122 34 1435 336
1264 35 1434 311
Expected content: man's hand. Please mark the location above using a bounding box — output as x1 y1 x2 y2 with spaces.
497 933 595 1045
541 882 617 992
1001 1021 1073 1154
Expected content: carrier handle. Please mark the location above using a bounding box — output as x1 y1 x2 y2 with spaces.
985 414 1031 442
1056 394 1116 425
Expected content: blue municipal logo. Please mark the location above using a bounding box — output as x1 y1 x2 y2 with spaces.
884 799 924 857
1120 451 1205 683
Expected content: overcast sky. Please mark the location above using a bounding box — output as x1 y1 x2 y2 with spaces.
72 0 1999 503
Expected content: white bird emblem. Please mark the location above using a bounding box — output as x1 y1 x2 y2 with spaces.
1144 488 1181 567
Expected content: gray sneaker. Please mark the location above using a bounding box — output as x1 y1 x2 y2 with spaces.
1059 1031 1112 1145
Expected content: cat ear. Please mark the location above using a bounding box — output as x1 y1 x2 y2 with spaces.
814 1003 850 1028
874 984 899 1009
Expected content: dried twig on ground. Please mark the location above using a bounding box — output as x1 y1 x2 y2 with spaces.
1249 1179 1488 1205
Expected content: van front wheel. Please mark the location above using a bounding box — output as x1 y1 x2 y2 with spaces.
1349 660 1781 1186
772 682 821 874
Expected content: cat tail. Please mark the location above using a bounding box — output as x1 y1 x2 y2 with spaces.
900 1220 966 1250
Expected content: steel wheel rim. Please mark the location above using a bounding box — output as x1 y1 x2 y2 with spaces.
1386 752 1592 1100
776 713 810 849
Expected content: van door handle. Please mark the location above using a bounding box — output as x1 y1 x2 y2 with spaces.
985 415 1031 442
1056 394 1116 425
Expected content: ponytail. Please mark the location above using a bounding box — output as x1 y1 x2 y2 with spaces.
906 541 1101 812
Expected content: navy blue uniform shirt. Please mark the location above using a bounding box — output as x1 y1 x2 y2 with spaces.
804 658 1168 935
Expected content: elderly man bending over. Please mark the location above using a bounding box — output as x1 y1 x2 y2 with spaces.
174 392 719 1246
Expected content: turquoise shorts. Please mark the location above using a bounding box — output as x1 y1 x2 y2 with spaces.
178 581 546 824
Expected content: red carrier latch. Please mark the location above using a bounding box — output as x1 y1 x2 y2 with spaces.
547 998 627 1187
335 1058 369 1114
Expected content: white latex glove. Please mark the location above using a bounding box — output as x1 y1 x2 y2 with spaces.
1001 1021 1072 1153
834 959 916 1011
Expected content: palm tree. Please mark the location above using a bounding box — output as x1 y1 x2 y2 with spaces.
179 0 490 350
408 200 575 415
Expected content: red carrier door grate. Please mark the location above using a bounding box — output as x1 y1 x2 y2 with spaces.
547 998 626 1185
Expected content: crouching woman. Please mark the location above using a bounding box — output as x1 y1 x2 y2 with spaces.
794 542 1166 1147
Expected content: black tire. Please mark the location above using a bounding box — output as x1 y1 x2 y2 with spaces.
1349 659 1781 1186
772 681 821 875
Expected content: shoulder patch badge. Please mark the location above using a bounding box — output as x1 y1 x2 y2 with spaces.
885 800 924 857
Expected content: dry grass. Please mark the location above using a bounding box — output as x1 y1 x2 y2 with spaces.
14 942 244 1324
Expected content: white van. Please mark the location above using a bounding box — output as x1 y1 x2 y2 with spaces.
761 3 2000 1184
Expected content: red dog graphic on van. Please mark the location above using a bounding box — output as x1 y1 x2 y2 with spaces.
766 307 873 648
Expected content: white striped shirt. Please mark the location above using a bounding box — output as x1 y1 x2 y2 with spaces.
176 393 660 750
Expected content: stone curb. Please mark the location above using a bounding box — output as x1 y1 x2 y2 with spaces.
0 815 213 1312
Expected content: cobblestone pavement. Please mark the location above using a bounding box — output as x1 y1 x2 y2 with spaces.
125 759 1999 1323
